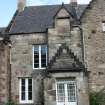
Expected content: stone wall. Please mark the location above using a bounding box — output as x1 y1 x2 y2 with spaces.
44 72 89 105
9 5 88 105
82 0 105 91
48 10 82 62
45 8 89 105
0 41 10 103
10 33 46 103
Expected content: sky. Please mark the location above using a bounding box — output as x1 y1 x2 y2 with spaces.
0 0 91 27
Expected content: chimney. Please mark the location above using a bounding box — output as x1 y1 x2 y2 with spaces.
70 0 78 7
18 0 26 12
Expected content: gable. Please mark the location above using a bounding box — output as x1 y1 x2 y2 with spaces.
48 44 84 72
55 8 70 18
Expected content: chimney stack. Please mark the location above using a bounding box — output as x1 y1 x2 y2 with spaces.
70 0 77 7
18 0 26 12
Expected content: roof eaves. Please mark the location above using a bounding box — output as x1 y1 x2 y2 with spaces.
8 30 47 35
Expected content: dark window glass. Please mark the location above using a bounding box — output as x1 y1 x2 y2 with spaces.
28 92 32 100
34 47 39 68
34 64 39 68
22 92 25 100
21 79 26 100
22 79 25 85
41 46 47 68
28 79 32 100
22 85 25 91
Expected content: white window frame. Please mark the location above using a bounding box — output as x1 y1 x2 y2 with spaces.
19 78 33 104
56 80 77 104
102 22 105 32
33 45 47 69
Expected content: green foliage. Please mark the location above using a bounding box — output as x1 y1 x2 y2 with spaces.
5 100 16 105
90 91 105 105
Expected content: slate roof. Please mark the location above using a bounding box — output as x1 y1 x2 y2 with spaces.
9 4 88 34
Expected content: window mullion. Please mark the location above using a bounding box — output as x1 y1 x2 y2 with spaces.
39 46 41 68
33 46 34 69
20 79 22 102
65 84 68 103
46 46 47 66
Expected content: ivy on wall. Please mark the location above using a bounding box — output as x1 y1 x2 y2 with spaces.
5 100 16 105
90 90 105 105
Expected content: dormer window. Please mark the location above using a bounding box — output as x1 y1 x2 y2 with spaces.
33 45 47 69
102 21 105 32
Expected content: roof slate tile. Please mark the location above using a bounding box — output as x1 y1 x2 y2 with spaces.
9 4 88 34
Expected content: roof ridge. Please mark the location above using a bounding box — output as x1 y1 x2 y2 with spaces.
25 4 88 9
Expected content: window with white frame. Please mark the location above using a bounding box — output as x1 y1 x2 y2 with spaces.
102 21 105 32
19 78 33 103
33 45 47 69
56 79 77 103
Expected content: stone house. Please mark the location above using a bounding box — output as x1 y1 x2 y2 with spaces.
0 0 105 105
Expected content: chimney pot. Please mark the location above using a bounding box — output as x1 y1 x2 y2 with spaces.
18 0 26 12
70 0 77 7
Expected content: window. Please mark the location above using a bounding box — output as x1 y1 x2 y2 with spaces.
102 21 105 32
33 45 47 69
56 80 77 105
19 78 33 103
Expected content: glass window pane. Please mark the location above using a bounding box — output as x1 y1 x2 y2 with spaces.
28 92 32 100
22 86 25 92
34 46 39 68
41 46 47 54
41 63 46 67
67 83 76 102
41 45 47 68
57 83 65 102
22 92 25 100
21 79 26 101
34 47 39 54
28 79 32 100
34 58 39 63
28 79 32 85
22 79 25 86
34 64 39 68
